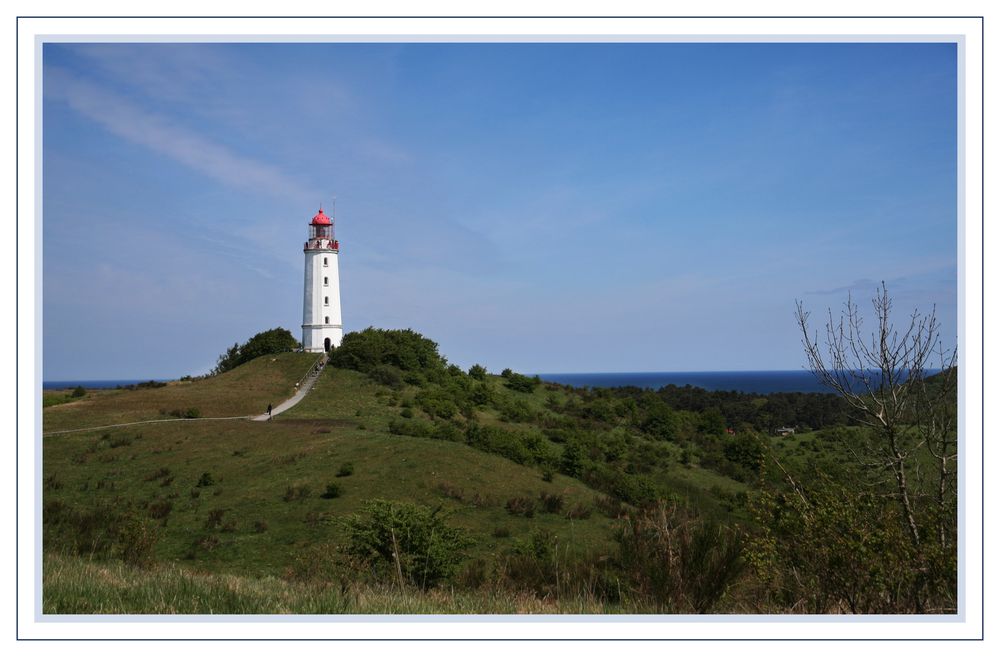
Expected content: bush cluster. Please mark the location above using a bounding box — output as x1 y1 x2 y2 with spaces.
213 328 299 375
465 424 555 466
43 501 159 568
342 499 472 588
329 328 445 374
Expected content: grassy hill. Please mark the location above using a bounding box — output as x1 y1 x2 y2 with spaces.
43 347 761 612
41 335 957 614
43 352 319 432
43 355 629 607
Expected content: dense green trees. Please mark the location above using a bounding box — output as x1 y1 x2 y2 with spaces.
329 327 445 373
212 328 299 375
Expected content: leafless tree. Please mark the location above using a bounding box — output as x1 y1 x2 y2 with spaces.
795 282 957 552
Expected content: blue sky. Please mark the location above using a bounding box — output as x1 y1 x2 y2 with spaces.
42 42 958 379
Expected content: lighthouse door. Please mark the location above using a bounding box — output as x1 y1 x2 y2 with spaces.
324 337 331 352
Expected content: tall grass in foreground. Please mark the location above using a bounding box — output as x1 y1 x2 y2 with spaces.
42 554 644 614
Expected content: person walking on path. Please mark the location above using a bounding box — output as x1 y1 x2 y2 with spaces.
267 403 272 420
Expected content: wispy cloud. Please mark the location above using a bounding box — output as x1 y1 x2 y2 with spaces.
46 67 317 202
66 43 236 106
804 278 880 296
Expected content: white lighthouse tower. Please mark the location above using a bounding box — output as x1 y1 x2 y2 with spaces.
301 207 343 352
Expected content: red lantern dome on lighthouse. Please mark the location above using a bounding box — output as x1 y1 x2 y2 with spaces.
305 207 337 250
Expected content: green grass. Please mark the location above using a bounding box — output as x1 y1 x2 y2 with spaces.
43 391 77 408
44 416 615 577
43 553 644 614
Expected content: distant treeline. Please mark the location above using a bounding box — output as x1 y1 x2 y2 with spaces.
572 384 854 434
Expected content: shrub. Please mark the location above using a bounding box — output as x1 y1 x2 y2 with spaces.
108 435 133 448
465 424 554 466
435 481 465 502
583 464 658 508
505 496 536 518
283 484 311 502
168 408 201 419
748 468 948 613
468 364 487 380
416 388 459 420
147 499 173 520
470 383 493 406
642 404 679 441
342 499 472 588
144 467 171 482
723 432 766 472
322 483 342 499
204 508 227 530
616 502 745 613
538 492 564 514
368 364 404 389
505 372 540 393
336 462 355 478
71 385 86 398
432 421 463 442
196 472 214 487
388 418 433 438
403 371 426 387
498 398 534 423
564 502 593 520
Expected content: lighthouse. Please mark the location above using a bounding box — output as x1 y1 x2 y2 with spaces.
301 207 343 352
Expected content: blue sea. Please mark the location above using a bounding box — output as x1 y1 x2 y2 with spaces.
533 370 831 394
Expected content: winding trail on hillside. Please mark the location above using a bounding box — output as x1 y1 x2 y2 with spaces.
250 353 328 421
43 353 329 437
42 416 254 436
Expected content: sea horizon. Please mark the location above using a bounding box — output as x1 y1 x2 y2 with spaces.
532 370 830 394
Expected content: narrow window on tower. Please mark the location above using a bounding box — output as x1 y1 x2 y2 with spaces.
324 296 329 306
324 277 329 286
323 257 328 266
325 316 330 324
